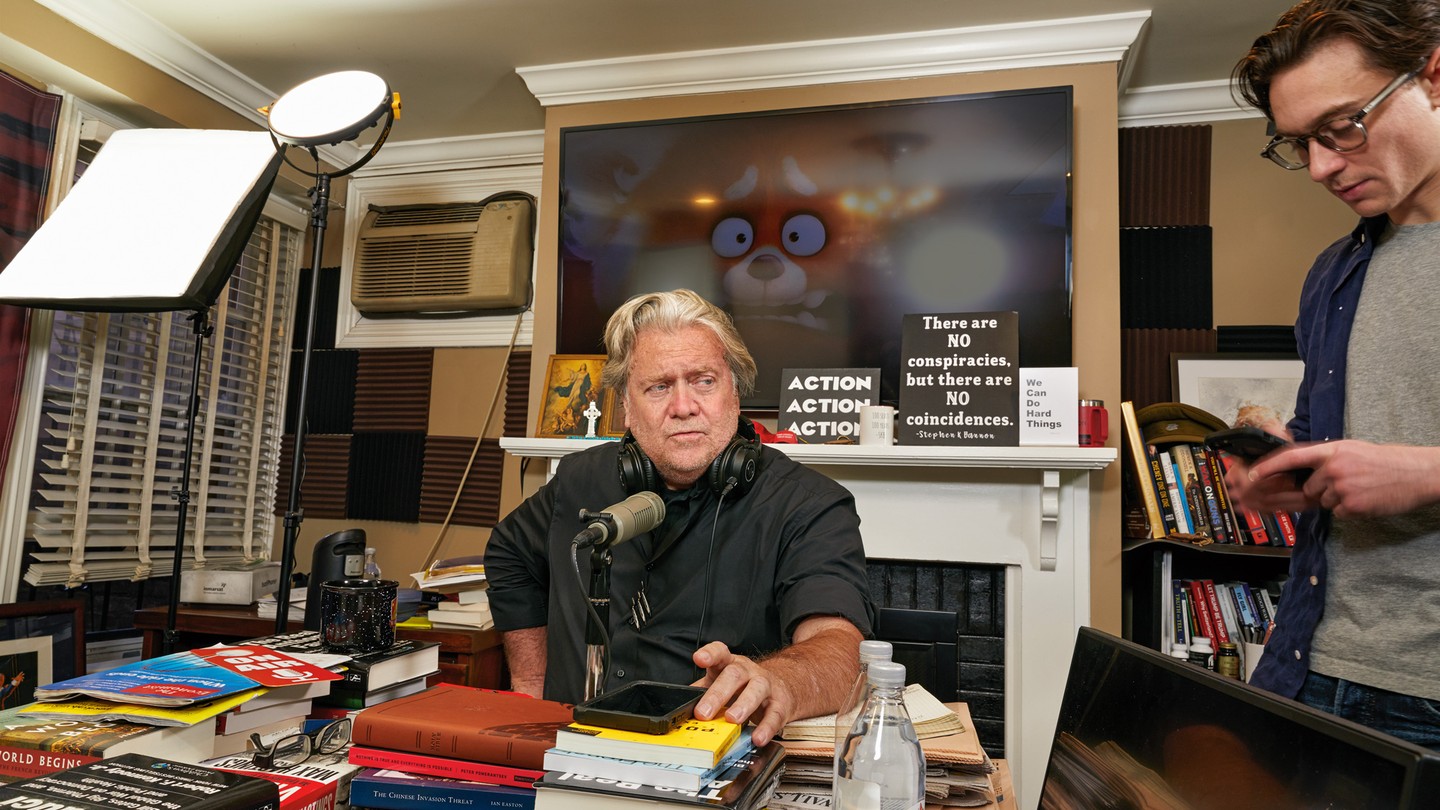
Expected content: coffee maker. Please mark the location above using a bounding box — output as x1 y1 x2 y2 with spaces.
304 528 367 630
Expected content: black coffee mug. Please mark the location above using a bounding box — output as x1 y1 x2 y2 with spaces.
319 579 398 653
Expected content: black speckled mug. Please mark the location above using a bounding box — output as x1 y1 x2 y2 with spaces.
320 579 397 653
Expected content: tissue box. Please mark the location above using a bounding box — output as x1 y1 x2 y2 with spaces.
180 562 282 605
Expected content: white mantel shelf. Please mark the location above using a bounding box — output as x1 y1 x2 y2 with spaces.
500 438 1114 470
501 437 1115 810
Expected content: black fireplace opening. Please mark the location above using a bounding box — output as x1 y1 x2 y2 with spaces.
868 559 1005 759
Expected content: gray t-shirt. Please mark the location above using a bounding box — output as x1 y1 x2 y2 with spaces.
1309 219 1440 700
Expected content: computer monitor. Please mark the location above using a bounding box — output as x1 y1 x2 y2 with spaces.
1039 627 1440 809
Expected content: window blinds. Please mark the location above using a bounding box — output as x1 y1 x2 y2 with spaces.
24 217 299 586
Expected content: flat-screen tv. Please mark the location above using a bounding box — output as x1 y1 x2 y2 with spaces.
1040 628 1440 809
556 87 1073 409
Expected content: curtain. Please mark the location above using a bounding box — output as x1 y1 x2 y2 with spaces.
0 71 61 482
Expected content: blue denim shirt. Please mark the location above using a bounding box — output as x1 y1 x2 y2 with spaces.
1249 216 1388 698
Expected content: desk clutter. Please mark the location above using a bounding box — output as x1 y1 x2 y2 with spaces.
0 629 1011 810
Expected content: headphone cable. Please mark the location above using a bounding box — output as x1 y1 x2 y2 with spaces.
693 479 735 663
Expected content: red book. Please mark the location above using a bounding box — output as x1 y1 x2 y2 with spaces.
1273 511 1298 547
352 683 573 771
346 745 541 789
1186 580 1217 645
1201 579 1232 646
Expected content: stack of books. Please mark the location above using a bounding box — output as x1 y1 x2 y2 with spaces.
241 630 442 710
773 695 997 808
533 715 783 810
346 683 575 810
412 556 492 630
203 745 363 810
4 642 346 780
425 586 493 631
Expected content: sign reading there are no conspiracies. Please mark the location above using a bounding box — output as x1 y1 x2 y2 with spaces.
897 312 1019 446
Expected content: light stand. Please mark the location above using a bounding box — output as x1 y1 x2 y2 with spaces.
0 129 285 653
264 70 400 633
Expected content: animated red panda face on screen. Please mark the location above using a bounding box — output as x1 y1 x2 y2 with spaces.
709 156 842 329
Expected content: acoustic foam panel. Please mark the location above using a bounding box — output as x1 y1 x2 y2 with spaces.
283 349 357 434
274 433 351 519
291 266 342 351
347 432 426 522
419 436 505 527
1120 227 1213 329
1121 327 1216 410
504 350 532 438
353 348 433 433
1120 126 1211 228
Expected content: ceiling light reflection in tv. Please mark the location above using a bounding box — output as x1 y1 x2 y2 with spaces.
557 86 1073 409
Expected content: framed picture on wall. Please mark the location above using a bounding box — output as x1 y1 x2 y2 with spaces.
600 390 627 438
1171 353 1305 428
0 600 85 706
535 354 612 439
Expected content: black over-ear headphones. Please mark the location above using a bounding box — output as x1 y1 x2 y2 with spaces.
617 417 761 497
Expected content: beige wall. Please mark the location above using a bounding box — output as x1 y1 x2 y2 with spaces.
1210 116 1358 327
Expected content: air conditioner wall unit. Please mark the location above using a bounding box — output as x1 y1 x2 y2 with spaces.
350 197 533 314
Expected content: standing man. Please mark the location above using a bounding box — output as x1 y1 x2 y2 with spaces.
1228 0 1440 747
485 289 874 746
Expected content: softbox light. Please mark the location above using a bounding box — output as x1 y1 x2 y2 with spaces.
0 129 282 312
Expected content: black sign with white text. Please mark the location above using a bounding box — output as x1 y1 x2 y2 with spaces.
778 368 882 442
897 312 1019 446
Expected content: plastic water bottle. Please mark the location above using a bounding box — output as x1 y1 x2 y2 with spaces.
362 547 382 581
834 640 893 774
834 661 925 810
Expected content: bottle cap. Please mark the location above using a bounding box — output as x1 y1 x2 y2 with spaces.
1169 643 1189 658
858 640 892 665
1191 636 1214 651
1219 641 1238 651
365 547 376 554
867 661 905 687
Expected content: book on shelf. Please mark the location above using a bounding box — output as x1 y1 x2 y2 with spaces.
345 745 542 790
454 588 489 606
0 753 279 810
0 712 217 781
1119 401 1166 541
352 684 573 771
321 672 440 710
533 741 783 810
1170 445 1208 539
542 729 753 793
1200 445 1241 542
348 767 535 810
1158 447 1191 534
1272 510 1299 547
1188 444 1229 543
554 716 743 770
204 749 361 810
425 606 493 630
1145 444 1178 536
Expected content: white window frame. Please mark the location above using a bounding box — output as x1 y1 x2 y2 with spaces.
0 94 305 601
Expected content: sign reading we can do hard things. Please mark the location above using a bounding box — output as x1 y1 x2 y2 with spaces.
898 312 1019 446
778 368 883 442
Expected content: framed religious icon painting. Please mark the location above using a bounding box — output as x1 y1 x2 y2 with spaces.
0 600 85 707
535 354 611 439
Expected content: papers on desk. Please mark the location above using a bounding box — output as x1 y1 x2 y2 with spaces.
778 682 965 741
411 555 487 592
257 592 306 620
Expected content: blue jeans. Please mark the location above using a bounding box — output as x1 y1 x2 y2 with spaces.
1299 671 1440 750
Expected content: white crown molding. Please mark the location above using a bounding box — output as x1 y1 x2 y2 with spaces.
1119 80 1265 127
518 12 1152 106
361 130 545 176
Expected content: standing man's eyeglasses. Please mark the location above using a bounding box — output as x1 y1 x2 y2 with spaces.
1260 65 1425 170
250 717 351 770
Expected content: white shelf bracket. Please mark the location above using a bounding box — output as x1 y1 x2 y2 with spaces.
1040 469 1061 571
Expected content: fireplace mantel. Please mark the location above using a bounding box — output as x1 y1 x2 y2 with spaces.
500 437 1115 809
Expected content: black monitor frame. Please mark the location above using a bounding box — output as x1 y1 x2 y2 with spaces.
1040 627 1440 809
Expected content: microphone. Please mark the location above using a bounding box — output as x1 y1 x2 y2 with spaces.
573 491 665 549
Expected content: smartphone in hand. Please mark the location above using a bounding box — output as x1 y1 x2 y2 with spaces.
1204 426 1311 484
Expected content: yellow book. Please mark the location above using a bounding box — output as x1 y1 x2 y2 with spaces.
554 716 743 769
1121 401 1166 540
18 691 253 727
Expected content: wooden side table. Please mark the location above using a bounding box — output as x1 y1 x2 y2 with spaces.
131 605 506 689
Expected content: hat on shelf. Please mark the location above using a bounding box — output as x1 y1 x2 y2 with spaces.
1136 402 1226 446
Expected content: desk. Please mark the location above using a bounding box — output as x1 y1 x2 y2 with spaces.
132 605 507 689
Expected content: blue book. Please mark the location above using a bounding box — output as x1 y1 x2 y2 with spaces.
348 769 534 810
542 730 754 792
